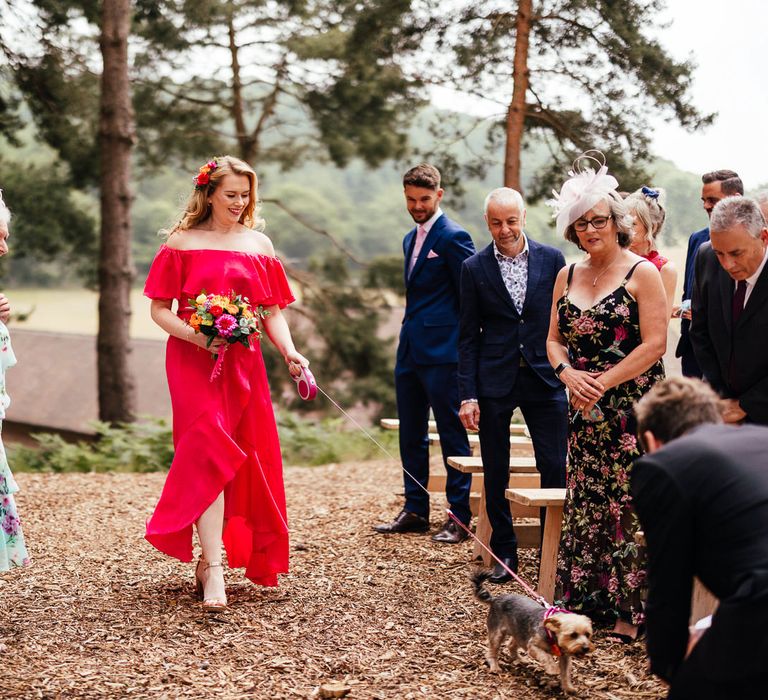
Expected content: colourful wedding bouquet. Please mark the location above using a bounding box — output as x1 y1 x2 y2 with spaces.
187 291 270 380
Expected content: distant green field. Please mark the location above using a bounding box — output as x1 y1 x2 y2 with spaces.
5 288 166 339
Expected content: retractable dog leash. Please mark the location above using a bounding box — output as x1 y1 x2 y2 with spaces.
298 367 554 609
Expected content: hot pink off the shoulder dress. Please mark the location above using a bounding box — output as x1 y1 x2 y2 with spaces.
143 245 294 586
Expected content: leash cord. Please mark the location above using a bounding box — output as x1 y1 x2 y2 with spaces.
315 383 552 608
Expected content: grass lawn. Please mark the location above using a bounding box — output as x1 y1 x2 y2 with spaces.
6 287 167 339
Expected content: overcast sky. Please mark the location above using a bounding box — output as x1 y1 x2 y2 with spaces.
431 0 767 189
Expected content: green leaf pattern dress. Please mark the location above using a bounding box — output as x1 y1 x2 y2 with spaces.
0 321 30 571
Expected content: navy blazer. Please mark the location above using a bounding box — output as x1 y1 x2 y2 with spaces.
676 226 709 358
458 238 566 400
691 242 768 424
397 213 476 365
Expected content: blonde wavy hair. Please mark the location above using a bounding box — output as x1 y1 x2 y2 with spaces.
165 155 265 236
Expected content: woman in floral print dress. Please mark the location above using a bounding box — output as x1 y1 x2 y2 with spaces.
546 156 667 641
0 191 29 572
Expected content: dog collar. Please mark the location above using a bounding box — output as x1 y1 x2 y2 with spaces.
543 606 572 658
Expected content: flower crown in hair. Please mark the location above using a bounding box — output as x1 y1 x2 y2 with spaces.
546 150 619 237
194 159 219 190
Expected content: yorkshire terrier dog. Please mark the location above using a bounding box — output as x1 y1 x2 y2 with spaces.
472 570 594 694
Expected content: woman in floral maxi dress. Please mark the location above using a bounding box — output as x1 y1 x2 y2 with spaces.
546 157 667 641
0 192 30 572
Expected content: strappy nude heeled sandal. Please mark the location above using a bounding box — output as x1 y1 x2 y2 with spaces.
195 557 228 612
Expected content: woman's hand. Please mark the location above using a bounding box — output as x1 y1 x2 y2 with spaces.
0 293 11 324
188 330 226 353
561 367 604 408
285 350 309 377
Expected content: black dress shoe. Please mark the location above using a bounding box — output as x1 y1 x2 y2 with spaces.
431 519 469 544
373 510 429 534
488 554 519 584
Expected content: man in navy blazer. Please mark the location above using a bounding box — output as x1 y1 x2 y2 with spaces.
458 187 568 581
675 170 743 377
375 164 476 543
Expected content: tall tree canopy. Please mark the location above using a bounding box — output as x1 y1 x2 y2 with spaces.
417 0 714 196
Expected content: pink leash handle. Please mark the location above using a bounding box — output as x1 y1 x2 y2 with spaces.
292 365 317 401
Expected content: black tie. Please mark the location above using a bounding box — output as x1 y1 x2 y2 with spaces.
729 280 748 392
732 280 747 326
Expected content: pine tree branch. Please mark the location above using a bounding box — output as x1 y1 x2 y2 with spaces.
262 198 367 267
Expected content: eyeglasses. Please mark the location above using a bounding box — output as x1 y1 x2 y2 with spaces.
573 216 613 232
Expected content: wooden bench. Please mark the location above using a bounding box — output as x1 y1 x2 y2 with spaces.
446 456 542 560
506 488 567 602
429 433 534 458
380 418 529 437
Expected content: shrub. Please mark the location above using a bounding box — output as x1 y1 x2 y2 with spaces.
9 413 399 472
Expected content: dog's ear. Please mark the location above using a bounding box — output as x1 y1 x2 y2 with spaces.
543 616 561 632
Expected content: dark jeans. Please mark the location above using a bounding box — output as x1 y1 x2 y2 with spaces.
478 367 568 558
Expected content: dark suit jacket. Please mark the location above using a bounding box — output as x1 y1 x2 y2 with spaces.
397 213 475 366
632 424 768 684
690 242 768 424
457 239 565 400
676 227 709 359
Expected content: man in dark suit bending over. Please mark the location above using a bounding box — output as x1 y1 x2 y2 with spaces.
632 376 768 698
375 164 476 544
458 187 567 581
690 196 768 425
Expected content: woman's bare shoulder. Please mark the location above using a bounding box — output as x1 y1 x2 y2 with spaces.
249 230 275 256
164 230 206 250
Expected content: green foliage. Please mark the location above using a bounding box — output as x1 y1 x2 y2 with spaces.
301 254 398 417
0 154 97 286
420 0 713 197
10 418 175 473
276 413 399 466
9 413 398 472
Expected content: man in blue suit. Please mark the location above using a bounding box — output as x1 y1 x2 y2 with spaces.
675 170 743 377
374 164 476 543
458 187 568 582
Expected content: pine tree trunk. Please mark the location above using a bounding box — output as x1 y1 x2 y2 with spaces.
97 0 136 423
504 0 532 193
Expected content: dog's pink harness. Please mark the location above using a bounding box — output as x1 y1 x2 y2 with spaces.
543 606 573 657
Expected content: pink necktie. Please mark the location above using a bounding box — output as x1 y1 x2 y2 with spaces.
409 225 427 275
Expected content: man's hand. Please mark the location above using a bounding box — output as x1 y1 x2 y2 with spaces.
0 293 11 324
721 398 746 424
459 400 480 431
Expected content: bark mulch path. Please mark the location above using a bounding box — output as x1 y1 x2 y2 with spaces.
4 462 666 699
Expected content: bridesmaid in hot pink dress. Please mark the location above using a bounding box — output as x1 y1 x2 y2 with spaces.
144 156 308 611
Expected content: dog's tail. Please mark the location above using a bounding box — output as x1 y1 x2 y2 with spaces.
471 569 494 605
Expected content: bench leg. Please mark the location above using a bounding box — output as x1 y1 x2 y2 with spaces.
537 505 564 603
472 486 493 566
691 577 718 624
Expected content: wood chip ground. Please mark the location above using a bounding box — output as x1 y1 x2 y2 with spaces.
3 460 666 699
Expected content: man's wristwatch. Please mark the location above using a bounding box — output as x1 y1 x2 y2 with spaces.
554 362 571 379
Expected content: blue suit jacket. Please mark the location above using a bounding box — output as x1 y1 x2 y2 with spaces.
457 238 566 400
397 214 476 365
676 226 709 358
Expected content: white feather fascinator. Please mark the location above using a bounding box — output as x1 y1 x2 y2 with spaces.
547 151 619 237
